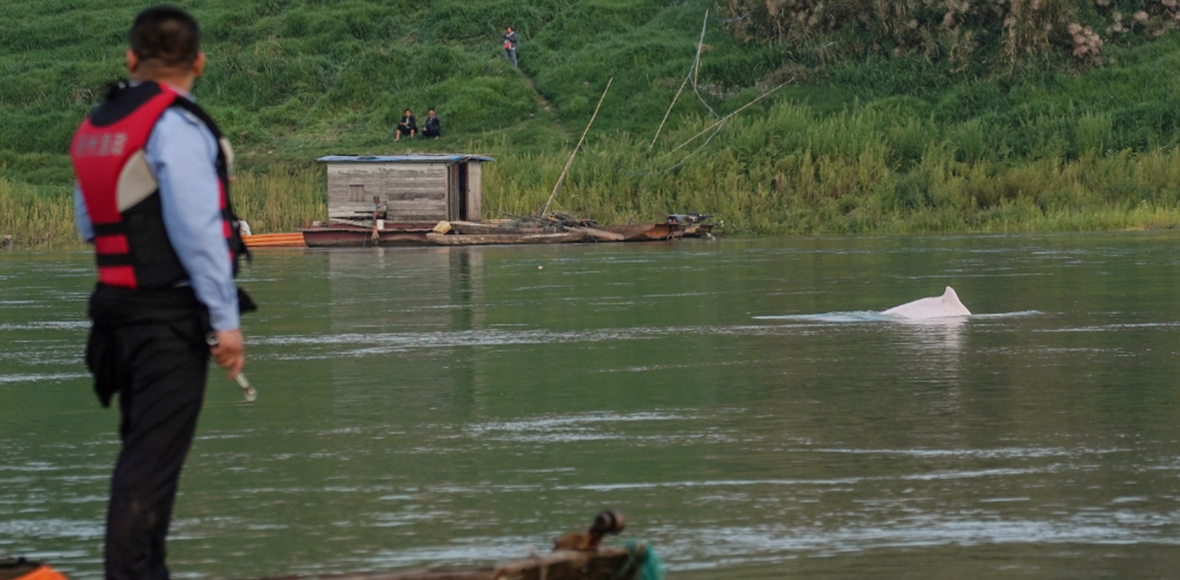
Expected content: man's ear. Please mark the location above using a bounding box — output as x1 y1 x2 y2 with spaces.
193 52 206 78
126 49 139 74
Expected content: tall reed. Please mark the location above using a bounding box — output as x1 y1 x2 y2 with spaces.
481 102 1180 234
231 161 326 234
0 162 326 249
0 174 79 250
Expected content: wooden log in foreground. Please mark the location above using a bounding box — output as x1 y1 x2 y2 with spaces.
493 547 639 580
248 547 641 580
0 548 644 580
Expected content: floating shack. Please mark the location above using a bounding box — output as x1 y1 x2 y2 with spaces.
294 153 717 248
317 154 494 223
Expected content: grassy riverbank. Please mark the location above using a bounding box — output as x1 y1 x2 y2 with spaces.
3 0 1180 249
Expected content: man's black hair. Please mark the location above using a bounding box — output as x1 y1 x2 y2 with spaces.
130 5 200 68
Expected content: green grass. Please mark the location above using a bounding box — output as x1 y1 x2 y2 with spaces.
3 0 1180 249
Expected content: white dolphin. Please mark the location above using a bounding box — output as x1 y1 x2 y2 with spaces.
883 286 971 320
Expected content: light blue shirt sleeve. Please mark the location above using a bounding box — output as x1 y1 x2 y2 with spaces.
145 104 240 331
74 183 94 242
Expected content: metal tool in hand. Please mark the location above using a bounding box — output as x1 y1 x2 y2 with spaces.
234 372 257 402
205 332 257 402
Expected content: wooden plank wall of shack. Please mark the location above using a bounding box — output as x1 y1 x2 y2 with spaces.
447 164 461 222
326 162 448 222
466 163 482 222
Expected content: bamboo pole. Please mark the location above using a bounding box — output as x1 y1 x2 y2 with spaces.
650 75 691 149
667 79 792 155
689 12 719 119
650 10 710 149
537 77 613 218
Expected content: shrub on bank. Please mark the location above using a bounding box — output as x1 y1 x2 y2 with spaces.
719 0 1180 74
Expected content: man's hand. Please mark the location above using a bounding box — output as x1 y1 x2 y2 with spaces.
211 329 245 379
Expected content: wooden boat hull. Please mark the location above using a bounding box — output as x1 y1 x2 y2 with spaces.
301 221 714 248
599 222 712 241
426 232 588 246
446 222 622 242
302 224 437 248
447 221 549 236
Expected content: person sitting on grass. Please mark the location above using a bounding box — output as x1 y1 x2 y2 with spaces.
395 108 416 141
422 108 441 139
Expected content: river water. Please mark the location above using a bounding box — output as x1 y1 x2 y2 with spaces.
3 234 1180 579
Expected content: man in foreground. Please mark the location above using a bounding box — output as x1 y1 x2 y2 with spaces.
70 6 253 579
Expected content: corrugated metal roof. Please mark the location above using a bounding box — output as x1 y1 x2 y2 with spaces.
316 154 495 164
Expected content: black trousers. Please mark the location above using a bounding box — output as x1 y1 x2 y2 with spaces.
94 316 209 580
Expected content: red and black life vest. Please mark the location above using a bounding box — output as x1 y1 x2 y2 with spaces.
70 81 247 290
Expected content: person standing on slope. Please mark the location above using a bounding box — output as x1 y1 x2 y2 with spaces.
502 26 519 67
70 6 254 580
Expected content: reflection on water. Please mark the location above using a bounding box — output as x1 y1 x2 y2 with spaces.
754 310 974 355
4 234 1180 580
754 310 1044 361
